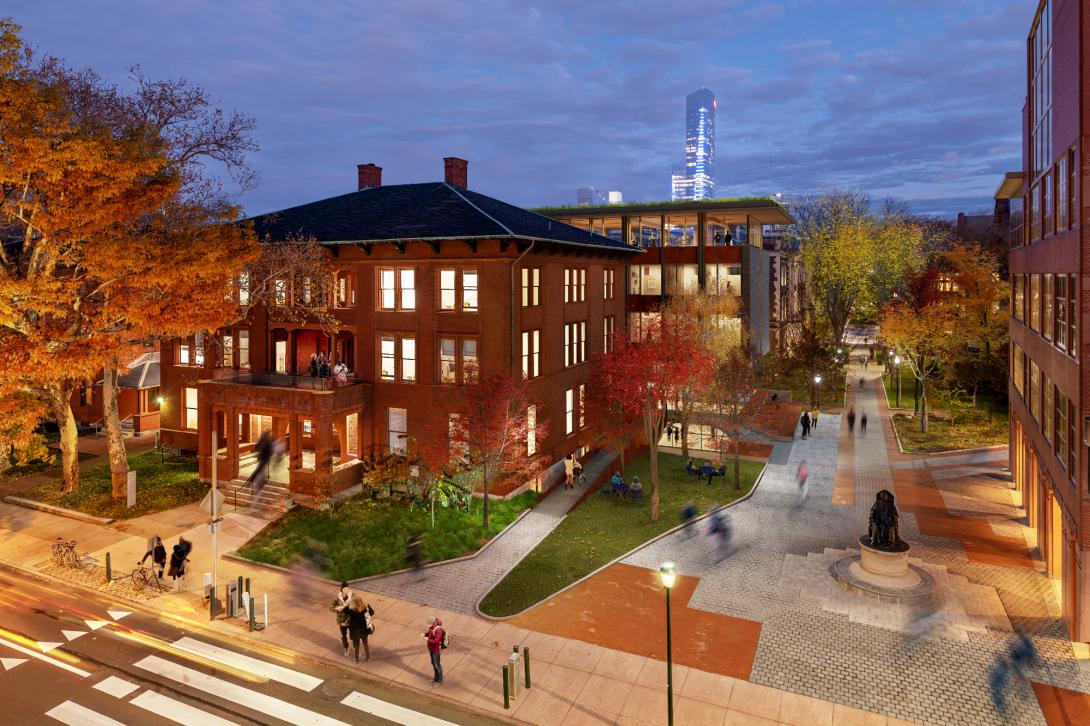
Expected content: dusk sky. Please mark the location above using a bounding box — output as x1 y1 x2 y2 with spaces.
15 1 1029 217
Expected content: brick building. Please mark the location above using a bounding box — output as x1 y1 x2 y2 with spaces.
158 158 639 501
70 349 161 435
1004 0 1086 640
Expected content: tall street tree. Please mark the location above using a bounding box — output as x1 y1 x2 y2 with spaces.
714 344 762 490
595 317 714 521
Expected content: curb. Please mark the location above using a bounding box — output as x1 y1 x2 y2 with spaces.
474 457 771 621
3 496 115 525
0 558 521 725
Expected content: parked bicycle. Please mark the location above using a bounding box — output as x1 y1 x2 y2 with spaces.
49 538 90 569
131 561 163 592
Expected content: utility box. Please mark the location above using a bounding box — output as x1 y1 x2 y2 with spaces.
507 652 521 701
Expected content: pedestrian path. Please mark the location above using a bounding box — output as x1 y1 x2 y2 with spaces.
361 447 615 613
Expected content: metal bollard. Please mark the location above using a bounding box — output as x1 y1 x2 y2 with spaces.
245 576 250 597
105 552 111 582
248 597 256 632
513 645 519 654
209 584 216 620
237 576 244 609
502 665 510 709
524 646 531 689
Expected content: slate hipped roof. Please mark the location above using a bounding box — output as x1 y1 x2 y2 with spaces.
247 182 641 254
96 352 160 390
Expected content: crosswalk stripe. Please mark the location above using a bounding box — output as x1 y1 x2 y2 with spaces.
134 655 348 726
45 700 125 726
170 636 322 692
341 691 459 726
0 635 90 677
94 675 140 699
131 690 239 726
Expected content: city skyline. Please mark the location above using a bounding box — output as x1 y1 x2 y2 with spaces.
13 1 1026 217
672 87 717 201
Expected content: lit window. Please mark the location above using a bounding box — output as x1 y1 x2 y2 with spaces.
178 343 191 365
604 269 614 299
184 387 198 430
388 408 407 454
565 388 574 435
401 338 416 382
274 279 287 306
337 274 349 307
238 272 250 305
463 270 478 311
565 322 586 366
578 384 586 428
302 419 313 434
579 268 586 301
380 269 396 310
522 268 541 306
463 339 478 382
440 338 456 383
522 330 540 379
194 333 205 366
604 316 615 352
564 269 570 303
302 277 313 304
222 334 234 366
380 337 396 380
440 269 456 310
239 330 250 368
527 405 537 456
400 269 415 309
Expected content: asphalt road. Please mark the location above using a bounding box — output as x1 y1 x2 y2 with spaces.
0 564 507 725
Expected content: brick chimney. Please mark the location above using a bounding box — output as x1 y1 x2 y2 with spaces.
357 163 382 190
443 157 468 189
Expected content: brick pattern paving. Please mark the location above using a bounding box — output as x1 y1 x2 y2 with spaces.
623 365 1090 726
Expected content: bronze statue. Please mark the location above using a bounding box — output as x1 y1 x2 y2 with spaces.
865 489 905 550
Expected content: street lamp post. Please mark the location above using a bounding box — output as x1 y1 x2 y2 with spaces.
812 374 822 407
893 356 902 408
155 396 165 463
659 562 676 726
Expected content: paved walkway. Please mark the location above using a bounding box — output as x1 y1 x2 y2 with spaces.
361 448 614 613
613 359 1090 726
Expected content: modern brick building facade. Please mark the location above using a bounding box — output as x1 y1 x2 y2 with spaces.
1005 0 1087 640
159 159 639 500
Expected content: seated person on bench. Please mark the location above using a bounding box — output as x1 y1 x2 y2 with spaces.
628 476 644 499
610 472 628 497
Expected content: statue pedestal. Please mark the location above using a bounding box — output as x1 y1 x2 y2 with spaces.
833 538 935 605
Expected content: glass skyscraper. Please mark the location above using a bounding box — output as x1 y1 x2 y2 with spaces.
672 88 716 201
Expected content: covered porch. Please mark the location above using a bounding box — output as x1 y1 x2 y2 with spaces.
198 377 369 503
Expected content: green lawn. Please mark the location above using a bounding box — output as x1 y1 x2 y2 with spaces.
237 491 538 581
892 411 1008 453
19 451 205 519
478 452 764 617
882 367 917 410
778 368 846 409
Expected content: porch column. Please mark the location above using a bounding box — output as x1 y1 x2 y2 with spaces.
225 405 239 481
335 413 348 461
288 415 302 471
316 417 334 474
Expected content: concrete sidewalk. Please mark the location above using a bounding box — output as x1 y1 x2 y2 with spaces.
0 468 919 725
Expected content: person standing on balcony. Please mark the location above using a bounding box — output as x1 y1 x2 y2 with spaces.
308 353 319 378
319 353 331 379
333 359 348 383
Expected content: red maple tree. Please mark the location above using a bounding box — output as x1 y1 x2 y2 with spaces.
594 317 715 521
448 371 546 529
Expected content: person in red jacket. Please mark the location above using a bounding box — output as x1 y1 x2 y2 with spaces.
424 616 444 685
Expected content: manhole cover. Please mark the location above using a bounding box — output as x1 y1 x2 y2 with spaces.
320 677 355 700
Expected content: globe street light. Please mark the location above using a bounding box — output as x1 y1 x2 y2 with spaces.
659 562 677 726
155 396 166 463
893 356 903 408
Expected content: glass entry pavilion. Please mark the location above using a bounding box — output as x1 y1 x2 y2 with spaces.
536 198 800 354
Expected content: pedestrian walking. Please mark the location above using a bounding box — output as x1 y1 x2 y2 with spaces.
680 501 697 539
860 413 868 436
141 536 167 579
847 407 856 434
345 595 375 663
810 406 820 430
406 533 424 578
246 431 278 511
796 460 810 504
168 537 192 588
800 410 811 439
707 507 732 561
563 454 575 490
424 616 445 686
331 581 352 656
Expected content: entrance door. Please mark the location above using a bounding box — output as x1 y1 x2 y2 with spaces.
274 341 288 373
1049 494 1063 603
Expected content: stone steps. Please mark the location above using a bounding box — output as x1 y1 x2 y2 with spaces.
226 480 293 516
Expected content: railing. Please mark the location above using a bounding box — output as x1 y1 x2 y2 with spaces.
210 371 362 390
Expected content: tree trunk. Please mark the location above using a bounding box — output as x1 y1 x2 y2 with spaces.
919 379 929 433
680 418 689 458
482 469 490 529
913 375 920 415
648 439 660 522
733 435 741 490
48 385 80 493
103 359 130 499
